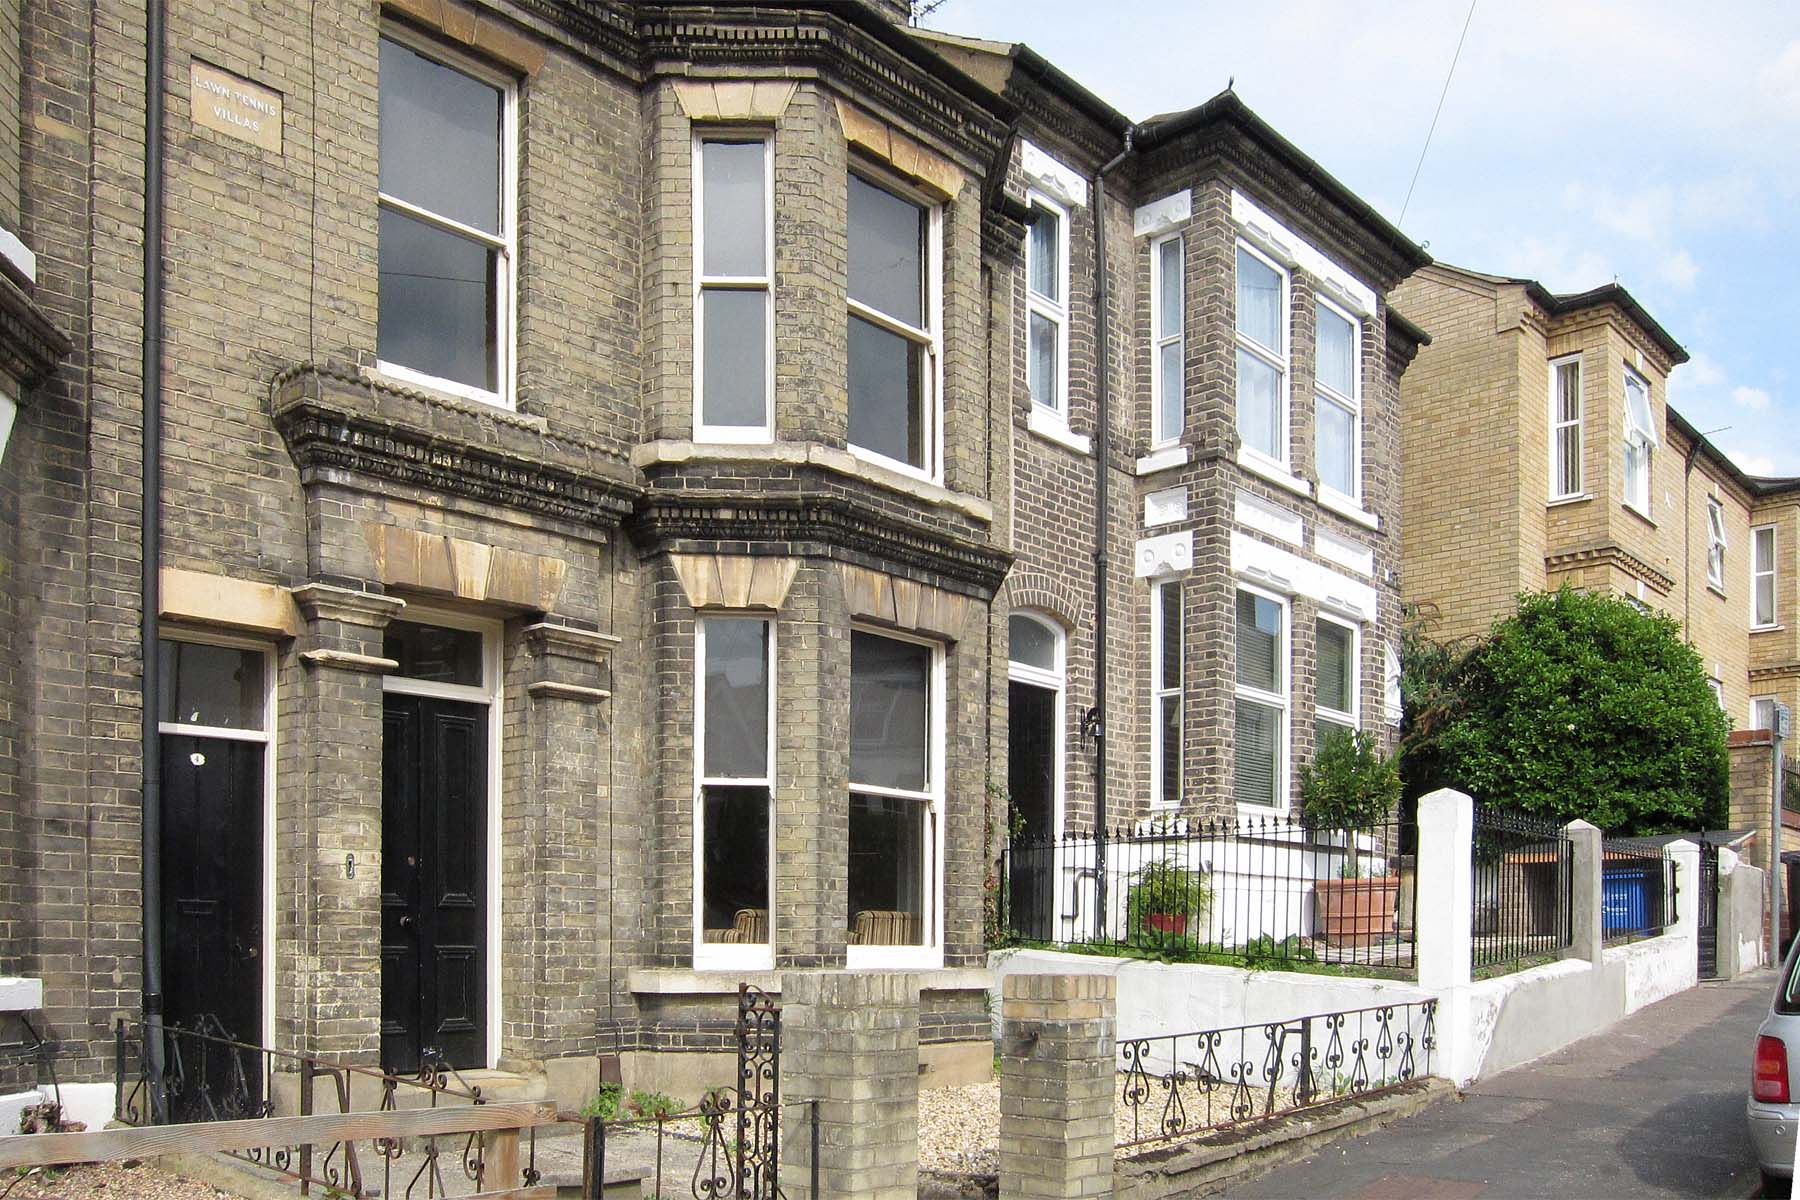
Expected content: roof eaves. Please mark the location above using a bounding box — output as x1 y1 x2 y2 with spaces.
1386 305 1431 348
1136 90 1430 276
1524 281 1689 366
1009 41 1133 137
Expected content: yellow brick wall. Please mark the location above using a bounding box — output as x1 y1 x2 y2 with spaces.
1676 443 1755 726
1392 268 1530 643
1749 498 1800 727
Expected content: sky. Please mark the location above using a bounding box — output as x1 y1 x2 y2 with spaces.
918 0 1800 477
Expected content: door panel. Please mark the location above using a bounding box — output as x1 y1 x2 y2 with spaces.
1007 681 1057 942
161 734 264 1110
382 694 488 1072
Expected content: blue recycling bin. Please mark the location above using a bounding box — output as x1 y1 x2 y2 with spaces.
1602 866 1652 933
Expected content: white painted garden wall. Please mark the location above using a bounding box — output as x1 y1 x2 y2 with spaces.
993 789 1704 1087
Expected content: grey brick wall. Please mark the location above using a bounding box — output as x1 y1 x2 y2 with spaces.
2 0 1420 1095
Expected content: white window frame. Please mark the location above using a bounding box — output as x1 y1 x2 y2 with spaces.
1026 191 1070 420
1233 582 1290 814
846 166 944 484
379 606 505 1069
846 625 946 970
693 133 775 444
1007 611 1066 835
1313 295 1362 505
374 26 518 410
1708 677 1725 710
1150 579 1182 809
1706 496 1728 592
1549 354 1584 501
1234 239 1291 473
1621 365 1657 517
1753 524 1779 629
1151 233 1185 447
693 617 777 971
1753 696 1779 732
1314 613 1360 740
157 630 277 1054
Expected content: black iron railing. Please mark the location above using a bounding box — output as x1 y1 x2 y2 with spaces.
1470 805 1572 973
114 1016 541 1198
1600 837 1676 944
1115 999 1437 1149
999 812 1417 970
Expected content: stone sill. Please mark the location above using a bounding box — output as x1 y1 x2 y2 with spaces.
628 966 992 996
1317 488 1380 532
0 977 44 1013
633 439 994 524
1136 444 1190 476
1026 405 1092 455
1237 450 1313 499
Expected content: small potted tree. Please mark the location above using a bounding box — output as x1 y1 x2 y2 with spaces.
1126 860 1213 945
1300 729 1402 946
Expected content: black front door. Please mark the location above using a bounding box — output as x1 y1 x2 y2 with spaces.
382 694 488 1072
161 734 264 1109
1007 681 1057 941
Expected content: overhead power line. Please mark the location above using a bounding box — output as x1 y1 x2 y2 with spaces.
1400 0 1478 227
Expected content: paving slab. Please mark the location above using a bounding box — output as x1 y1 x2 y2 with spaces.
1230 971 1774 1199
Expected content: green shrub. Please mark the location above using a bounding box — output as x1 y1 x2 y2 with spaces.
1125 860 1213 938
579 1081 623 1121
1404 587 1729 834
1237 933 1317 968
1299 729 1400 831
626 1088 683 1120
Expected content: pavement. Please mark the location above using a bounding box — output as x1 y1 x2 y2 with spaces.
1230 970 1776 1199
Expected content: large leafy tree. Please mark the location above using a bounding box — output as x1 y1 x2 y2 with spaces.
1401 587 1729 835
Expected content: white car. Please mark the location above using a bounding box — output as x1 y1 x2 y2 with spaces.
1751 941 1800 1196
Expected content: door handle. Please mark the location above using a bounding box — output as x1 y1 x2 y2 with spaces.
399 914 414 929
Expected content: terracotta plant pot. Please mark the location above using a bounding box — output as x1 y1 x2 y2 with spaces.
1144 912 1188 935
1315 877 1399 946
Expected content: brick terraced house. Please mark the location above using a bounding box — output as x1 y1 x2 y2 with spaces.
1394 263 1800 872
0 0 1426 1117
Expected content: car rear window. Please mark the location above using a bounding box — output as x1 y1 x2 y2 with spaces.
1780 943 1800 1013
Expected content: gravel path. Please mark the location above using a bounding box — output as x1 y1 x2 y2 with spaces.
4 1162 245 1200
917 1071 1337 1178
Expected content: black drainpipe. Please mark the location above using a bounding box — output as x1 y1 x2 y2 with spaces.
1090 127 1133 933
141 0 168 1122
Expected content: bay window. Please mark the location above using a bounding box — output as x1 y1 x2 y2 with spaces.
1027 196 1069 418
1151 580 1182 808
848 171 939 477
1234 587 1288 809
1313 299 1360 500
1622 367 1657 515
1706 497 1728 591
377 33 513 406
1315 616 1358 751
696 618 773 964
695 135 773 439
848 630 941 961
1153 235 1184 445
1235 242 1288 466
1754 525 1778 627
1550 356 1583 499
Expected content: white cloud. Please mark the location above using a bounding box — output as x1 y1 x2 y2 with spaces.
1675 351 1726 393
1658 249 1699 290
1761 40 1800 113
1724 448 1781 476
1490 235 1612 294
1733 385 1773 411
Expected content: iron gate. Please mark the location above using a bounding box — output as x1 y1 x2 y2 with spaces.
585 982 791 1200
1697 841 1719 979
